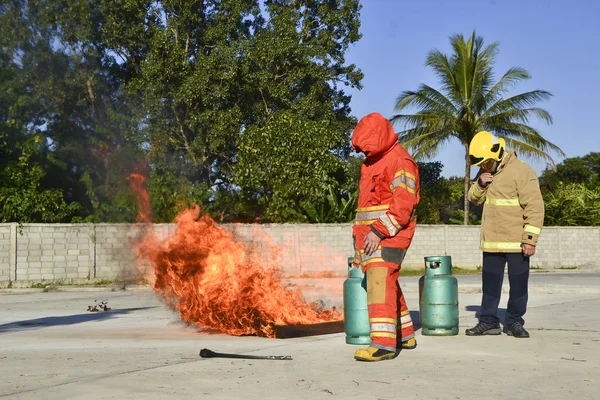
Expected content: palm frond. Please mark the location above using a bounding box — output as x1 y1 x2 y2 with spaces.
503 137 560 166
482 67 531 107
397 128 455 160
394 84 458 114
487 124 565 165
482 90 553 119
469 41 499 113
482 107 553 126
391 111 455 133
425 49 462 106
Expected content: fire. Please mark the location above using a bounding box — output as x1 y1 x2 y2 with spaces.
126 172 152 223
130 177 342 337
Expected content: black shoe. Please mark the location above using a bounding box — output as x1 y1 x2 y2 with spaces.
465 322 502 336
507 322 530 338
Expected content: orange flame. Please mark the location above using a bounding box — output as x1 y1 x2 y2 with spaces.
127 173 152 223
136 205 342 337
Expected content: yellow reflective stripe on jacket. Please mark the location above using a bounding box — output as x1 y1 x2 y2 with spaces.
355 205 389 222
355 219 377 225
524 224 541 235
480 241 522 250
357 205 389 212
485 198 520 206
396 182 417 195
391 170 417 195
378 214 400 236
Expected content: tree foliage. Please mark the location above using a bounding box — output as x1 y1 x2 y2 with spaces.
415 161 449 224
544 183 600 226
0 0 363 223
391 31 564 224
540 152 600 226
540 152 600 192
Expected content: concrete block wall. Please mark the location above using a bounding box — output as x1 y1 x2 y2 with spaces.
533 228 560 268
94 224 172 279
0 225 11 282
557 227 600 268
0 222 599 285
226 224 354 277
15 224 92 281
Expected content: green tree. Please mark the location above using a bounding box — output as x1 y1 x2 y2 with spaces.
235 111 354 222
116 0 363 221
0 0 363 223
0 19 80 223
540 152 600 192
391 31 564 224
0 0 145 222
415 161 451 224
0 134 80 223
301 184 358 223
544 182 600 226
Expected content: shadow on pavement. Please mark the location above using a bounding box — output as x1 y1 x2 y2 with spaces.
0 307 157 334
410 310 421 332
465 305 507 323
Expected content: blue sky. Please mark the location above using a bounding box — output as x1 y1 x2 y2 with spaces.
344 0 600 178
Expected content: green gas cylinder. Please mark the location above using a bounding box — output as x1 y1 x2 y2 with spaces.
418 255 459 336
343 257 371 345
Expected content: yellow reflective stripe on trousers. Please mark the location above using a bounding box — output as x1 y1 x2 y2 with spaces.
370 317 397 324
485 198 520 206
524 224 541 235
361 257 385 267
370 332 396 338
481 241 522 250
356 247 382 255
356 247 385 268
370 323 396 332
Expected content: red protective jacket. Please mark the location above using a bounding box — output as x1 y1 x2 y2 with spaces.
351 113 420 269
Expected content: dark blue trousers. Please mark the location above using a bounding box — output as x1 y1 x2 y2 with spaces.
479 252 530 326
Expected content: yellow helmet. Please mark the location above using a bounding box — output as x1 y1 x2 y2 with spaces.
469 131 506 166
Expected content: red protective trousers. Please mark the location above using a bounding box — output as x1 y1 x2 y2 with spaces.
366 262 415 352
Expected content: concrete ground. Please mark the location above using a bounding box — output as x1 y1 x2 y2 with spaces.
1 271 599 400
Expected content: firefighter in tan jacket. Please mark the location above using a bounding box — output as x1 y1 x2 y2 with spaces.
465 131 544 339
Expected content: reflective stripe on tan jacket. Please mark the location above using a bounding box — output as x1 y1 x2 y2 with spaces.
467 150 545 253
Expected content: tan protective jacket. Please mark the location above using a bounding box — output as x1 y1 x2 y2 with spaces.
467 150 545 253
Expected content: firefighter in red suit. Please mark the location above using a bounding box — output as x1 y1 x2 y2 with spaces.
351 112 420 362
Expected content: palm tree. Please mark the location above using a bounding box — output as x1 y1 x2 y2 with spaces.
391 31 564 224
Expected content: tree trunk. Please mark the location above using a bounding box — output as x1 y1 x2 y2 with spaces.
463 147 471 225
